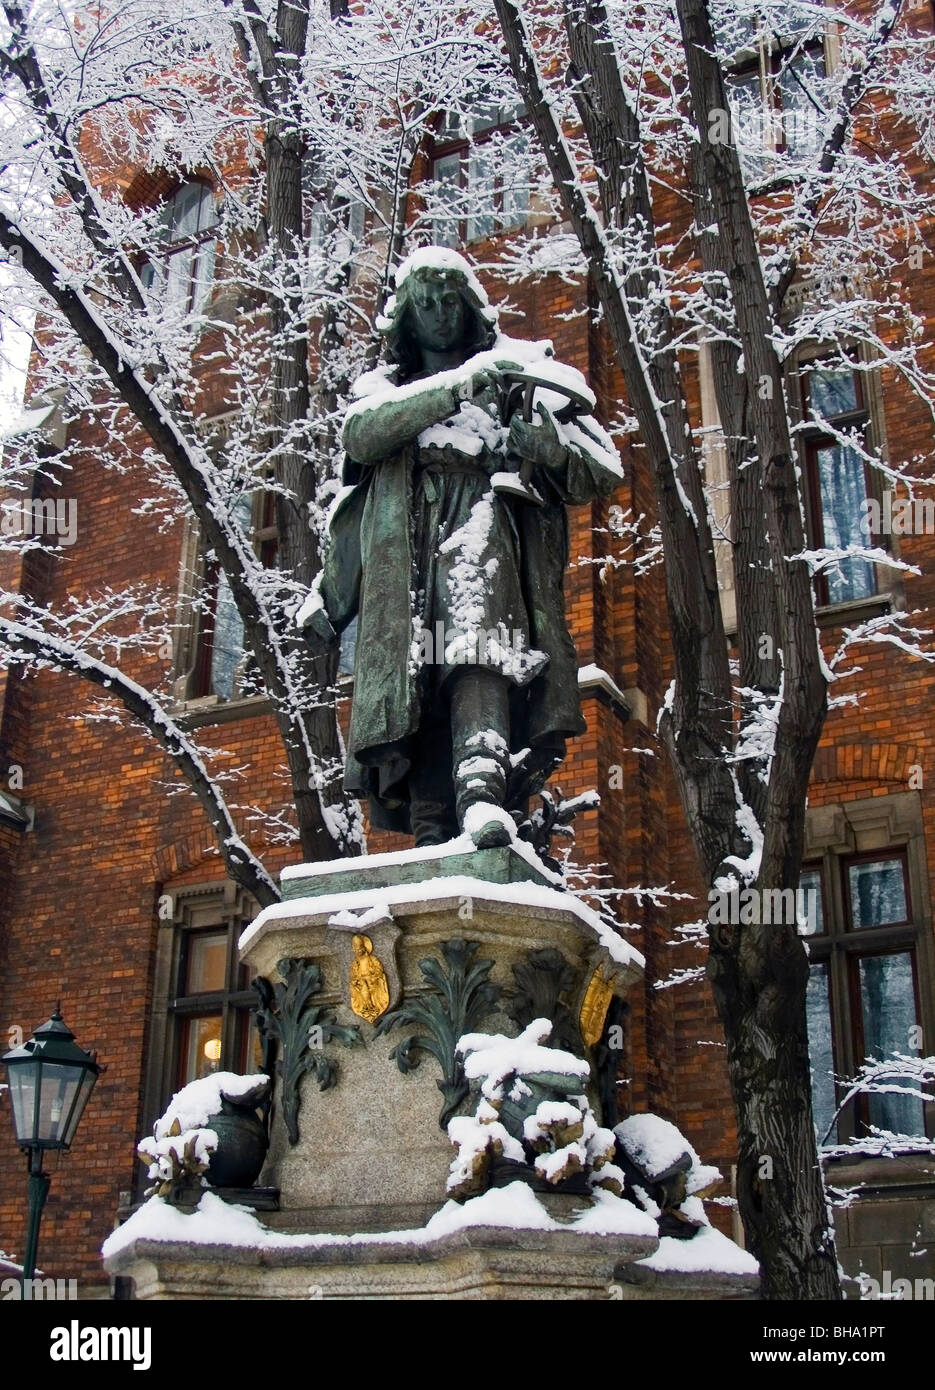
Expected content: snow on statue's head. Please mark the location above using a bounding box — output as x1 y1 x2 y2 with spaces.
378 247 498 381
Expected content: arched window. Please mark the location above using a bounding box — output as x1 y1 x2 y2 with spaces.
141 181 217 312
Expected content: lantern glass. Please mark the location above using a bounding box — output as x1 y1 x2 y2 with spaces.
62 1067 99 1147
6 1063 38 1145
36 1063 85 1147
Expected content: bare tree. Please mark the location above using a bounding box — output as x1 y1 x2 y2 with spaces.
3 0 933 1300
491 0 935 1297
0 0 527 901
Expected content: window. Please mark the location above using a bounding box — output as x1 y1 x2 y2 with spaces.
801 794 934 1147
191 491 276 702
144 884 263 1129
173 483 277 706
141 181 217 312
431 101 530 247
798 360 878 608
716 8 830 177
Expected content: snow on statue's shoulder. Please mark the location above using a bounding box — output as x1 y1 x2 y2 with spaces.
345 337 556 424
350 364 397 400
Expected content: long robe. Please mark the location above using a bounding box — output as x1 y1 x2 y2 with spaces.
320 350 621 832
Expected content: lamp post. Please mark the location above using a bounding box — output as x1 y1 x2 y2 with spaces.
1 1004 100 1296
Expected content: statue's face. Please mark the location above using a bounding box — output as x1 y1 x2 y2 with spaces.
408 274 466 354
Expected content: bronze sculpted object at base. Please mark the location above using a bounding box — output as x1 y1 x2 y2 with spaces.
307 248 621 849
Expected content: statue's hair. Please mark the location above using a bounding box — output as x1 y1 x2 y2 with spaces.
382 262 497 381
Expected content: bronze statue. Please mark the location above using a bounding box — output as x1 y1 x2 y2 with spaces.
312 248 621 850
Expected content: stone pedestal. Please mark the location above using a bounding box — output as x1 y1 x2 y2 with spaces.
240 841 642 1234
103 1224 754 1300
104 842 760 1300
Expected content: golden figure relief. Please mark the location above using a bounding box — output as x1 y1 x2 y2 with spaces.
579 969 614 1048
349 934 391 1023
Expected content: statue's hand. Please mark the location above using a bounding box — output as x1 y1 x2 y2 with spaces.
507 403 568 470
452 366 500 407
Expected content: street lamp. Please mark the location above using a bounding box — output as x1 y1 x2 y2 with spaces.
1 1005 100 1295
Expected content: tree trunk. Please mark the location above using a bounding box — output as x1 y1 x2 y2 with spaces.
494 0 841 1297
708 918 839 1298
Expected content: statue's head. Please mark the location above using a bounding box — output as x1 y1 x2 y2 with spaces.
379 248 497 378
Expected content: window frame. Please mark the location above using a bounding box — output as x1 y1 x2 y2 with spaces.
188 490 273 704
170 450 279 712
797 358 877 609
720 13 833 176
788 346 898 621
140 179 219 316
802 793 934 1149
142 881 260 1149
429 101 531 248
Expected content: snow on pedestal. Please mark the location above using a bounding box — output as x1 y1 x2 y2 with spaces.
235 841 642 1236
103 843 757 1299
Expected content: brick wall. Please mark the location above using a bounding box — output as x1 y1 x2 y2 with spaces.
1 72 934 1281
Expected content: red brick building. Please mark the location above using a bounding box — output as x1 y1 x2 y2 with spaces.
1 3 933 1297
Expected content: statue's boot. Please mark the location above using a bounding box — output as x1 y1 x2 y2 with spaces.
409 705 459 848
450 668 513 849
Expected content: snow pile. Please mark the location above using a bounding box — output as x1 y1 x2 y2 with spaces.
615 1113 729 1249
461 802 517 845
636 1220 760 1277
103 1180 656 1264
138 1125 218 1198
447 1020 628 1204
293 577 326 631
419 400 504 456
138 1073 269 1200
280 829 562 886
617 1113 709 1188
447 1103 526 1197
245 872 644 975
460 1018 591 1099
154 1073 268 1138
439 490 497 634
